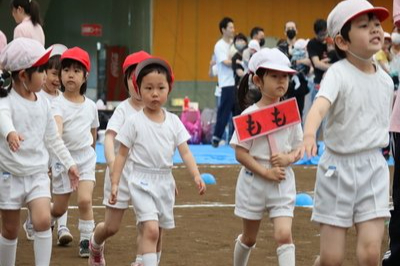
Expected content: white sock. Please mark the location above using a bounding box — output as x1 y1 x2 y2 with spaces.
135 254 143 263
156 251 162 265
91 234 104 249
78 219 95 241
0 235 17 266
34 229 52 266
233 234 254 266
142 253 157 266
277 244 295 266
57 211 68 231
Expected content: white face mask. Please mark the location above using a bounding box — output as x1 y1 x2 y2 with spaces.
392 32 400 45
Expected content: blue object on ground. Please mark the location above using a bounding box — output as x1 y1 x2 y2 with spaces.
295 193 313 207
201 173 216 184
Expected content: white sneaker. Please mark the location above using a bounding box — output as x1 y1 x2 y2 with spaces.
57 226 73 246
22 219 35 241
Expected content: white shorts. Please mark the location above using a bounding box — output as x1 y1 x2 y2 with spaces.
128 166 176 229
103 162 131 209
0 171 51 210
52 146 96 194
312 148 390 228
234 165 296 220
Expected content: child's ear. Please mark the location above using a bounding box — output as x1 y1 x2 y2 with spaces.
252 74 262 88
334 35 349 52
18 70 27 82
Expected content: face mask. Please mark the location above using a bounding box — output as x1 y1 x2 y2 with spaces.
286 29 296 40
259 38 265 47
392 33 400 45
235 43 246 52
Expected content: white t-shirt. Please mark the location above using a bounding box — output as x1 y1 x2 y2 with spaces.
214 38 235 88
52 95 99 151
38 89 60 102
116 109 190 169
0 90 74 176
106 99 140 154
230 104 303 162
317 59 394 154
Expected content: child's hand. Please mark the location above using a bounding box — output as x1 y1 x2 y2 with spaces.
7 131 24 152
303 134 318 158
264 167 286 182
68 165 80 190
194 175 206 195
271 153 292 167
109 183 118 205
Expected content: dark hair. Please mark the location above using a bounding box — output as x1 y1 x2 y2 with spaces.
219 17 234 34
313 19 327 34
46 55 61 71
123 65 136 92
234 33 248 43
11 0 43 26
59 59 87 95
250 27 264 39
237 68 267 111
136 63 173 92
334 13 375 59
284 21 296 30
0 65 45 98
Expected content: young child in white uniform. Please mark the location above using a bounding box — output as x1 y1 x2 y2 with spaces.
230 48 302 266
303 0 393 265
88 51 153 266
50 47 99 258
23 43 74 246
89 56 206 266
0 38 79 266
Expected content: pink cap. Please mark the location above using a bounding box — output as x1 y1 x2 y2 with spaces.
133 56 175 94
327 0 389 38
0 37 52 71
61 47 91 72
248 48 296 74
122 50 151 73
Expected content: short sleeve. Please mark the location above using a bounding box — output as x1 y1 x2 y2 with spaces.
316 66 341 104
106 105 125 134
91 105 100 129
172 114 190 145
115 117 136 149
214 41 229 64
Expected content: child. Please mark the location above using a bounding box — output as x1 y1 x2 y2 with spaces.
0 38 79 266
89 56 206 266
230 48 303 266
23 43 74 247
88 50 153 266
303 0 392 265
50 46 99 257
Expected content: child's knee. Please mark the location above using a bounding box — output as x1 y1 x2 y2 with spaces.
240 233 257 247
32 215 51 232
357 243 381 265
273 228 292 245
143 222 160 242
77 196 92 210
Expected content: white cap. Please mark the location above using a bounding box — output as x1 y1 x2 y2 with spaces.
294 38 309 50
248 40 260 52
0 37 52 72
384 32 391 39
327 0 389 38
50 44 68 57
248 48 296 74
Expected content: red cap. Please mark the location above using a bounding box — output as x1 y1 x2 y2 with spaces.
122 51 151 73
61 47 91 72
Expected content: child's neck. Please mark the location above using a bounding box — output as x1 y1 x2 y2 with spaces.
143 107 165 123
346 53 376 74
257 95 280 107
63 91 85 103
129 97 144 111
13 83 36 101
43 84 59 96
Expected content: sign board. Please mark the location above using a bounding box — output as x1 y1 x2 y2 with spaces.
81 24 102 37
233 98 301 142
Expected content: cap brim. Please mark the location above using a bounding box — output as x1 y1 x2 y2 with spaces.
32 47 52 67
259 63 297 74
135 57 172 78
348 7 390 23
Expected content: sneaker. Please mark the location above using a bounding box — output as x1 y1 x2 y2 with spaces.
79 239 90 258
57 226 73 246
22 219 35 241
211 137 220 148
88 239 105 266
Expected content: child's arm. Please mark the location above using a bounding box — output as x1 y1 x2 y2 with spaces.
235 145 285 182
91 128 97 150
0 100 24 152
177 142 206 195
270 148 302 167
303 97 331 157
109 144 129 204
104 130 117 172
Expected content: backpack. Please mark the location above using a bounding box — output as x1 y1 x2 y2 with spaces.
181 109 202 144
200 108 217 144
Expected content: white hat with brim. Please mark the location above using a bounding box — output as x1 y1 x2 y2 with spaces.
248 48 296 74
327 0 389 38
50 44 68 57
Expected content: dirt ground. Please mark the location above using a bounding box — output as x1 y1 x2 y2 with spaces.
13 164 391 266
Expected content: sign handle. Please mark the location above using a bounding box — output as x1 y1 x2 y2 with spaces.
267 134 278 154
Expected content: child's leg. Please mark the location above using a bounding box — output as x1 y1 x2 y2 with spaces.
77 180 95 257
140 221 160 266
29 197 52 266
0 210 20 266
156 227 163 265
92 207 126 246
233 219 260 266
355 218 385 266
318 224 347 266
272 217 294 266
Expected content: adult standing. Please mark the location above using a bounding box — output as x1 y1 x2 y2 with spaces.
243 26 265 71
211 17 236 148
11 0 45 46
277 21 297 59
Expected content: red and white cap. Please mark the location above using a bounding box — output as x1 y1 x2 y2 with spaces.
248 48 296 74
0 37 52 72
133 56 175 94
49 44 68 57
61 47 91 72
327 0 389 38
122 50 151 73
